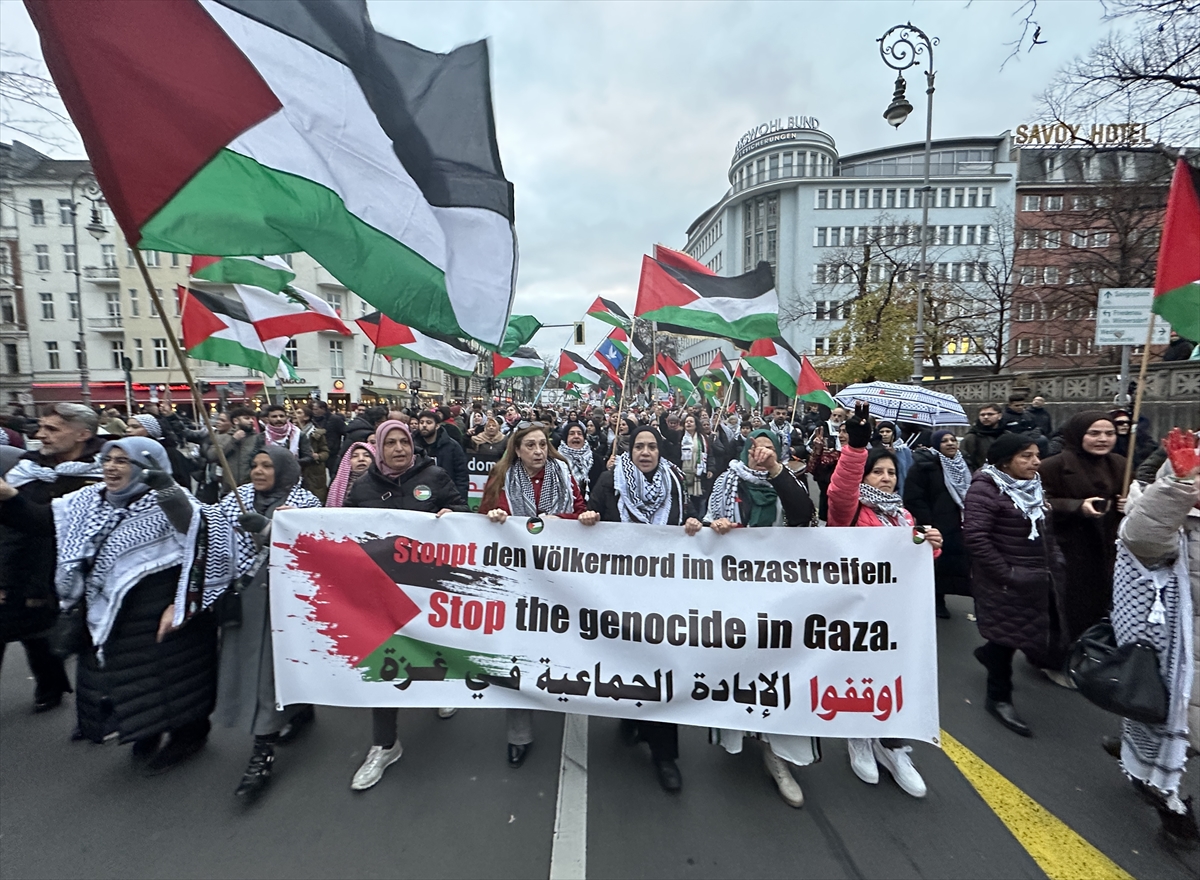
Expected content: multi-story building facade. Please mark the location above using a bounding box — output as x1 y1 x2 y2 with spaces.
1 141 483 415
679 119 1019 389
1008 146 1171 369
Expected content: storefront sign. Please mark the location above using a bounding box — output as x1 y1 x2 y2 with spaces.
1014 122 1152 146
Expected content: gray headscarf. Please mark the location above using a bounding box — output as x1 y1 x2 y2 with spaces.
100 437 171 508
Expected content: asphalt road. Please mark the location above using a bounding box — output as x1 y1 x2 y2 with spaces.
1 596 1197 880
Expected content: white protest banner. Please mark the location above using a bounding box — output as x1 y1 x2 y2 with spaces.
269 510 940 744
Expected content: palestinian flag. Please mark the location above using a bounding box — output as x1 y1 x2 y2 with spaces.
635 255 779 347
190 254 295 294
745 337 805 398
179 285 291 374
558 351 604 385
499 315 543 356
653 243 715 275
587 348 624 387
604 385 616 403
493 347 544 379
797 356 838 409
563 383 583 400
1153 158 1200 341
658 354 697 399
734 363 759 408
706 351 734 386
604 327 640 359
233 284 350 339
646 362 671 395
30 0 516 347
355 311 478 377
587 296 632 331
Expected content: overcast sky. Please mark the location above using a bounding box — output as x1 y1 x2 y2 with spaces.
0 0 1122 353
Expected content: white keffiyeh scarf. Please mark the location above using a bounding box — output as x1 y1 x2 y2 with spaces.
559 442 593 487
264 421 300 456
980 464 1046 540
6 456 102 488
858 483 906 524
505 460 574 516
614 453 678 525
707 460 776 526
938 451 972 510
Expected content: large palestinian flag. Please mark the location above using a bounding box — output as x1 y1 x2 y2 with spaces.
558 351 604 386
356 311 478 377
493 348 544 379
635 255 779 347
180 286 291 374
745 337 805 398
499 315 543 356
658 354 697 400
231 284 349 339
1153 158 1200 341
29 0 516 347
190 254 295 294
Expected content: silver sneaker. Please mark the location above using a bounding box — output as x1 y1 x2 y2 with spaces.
872 741 927 798
351 742 403 791
847 738 879 784
762 747 804 808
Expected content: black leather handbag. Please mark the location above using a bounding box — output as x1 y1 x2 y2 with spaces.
1068 621 1169 724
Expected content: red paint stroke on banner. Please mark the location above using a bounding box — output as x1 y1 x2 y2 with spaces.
284 534 421 665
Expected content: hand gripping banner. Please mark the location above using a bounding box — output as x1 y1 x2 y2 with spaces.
269 510 941 743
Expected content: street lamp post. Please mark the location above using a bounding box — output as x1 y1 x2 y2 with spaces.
69 172 108 406
878 22 938 384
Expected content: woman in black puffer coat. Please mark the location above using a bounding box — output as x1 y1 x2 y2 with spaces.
962 433 1067 738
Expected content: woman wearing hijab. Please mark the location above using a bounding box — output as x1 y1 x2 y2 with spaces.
343 420 469 792
582 425 703 792
51 437 220 774
705 429 819 808
326 441 376 508
827 404 943 799
472 417 508 461
678 414 710 518
962 433 1067 737
904 430 972 619
557 422 594 499
1039 411 1126 662
128 412 193 486
481 424 587 767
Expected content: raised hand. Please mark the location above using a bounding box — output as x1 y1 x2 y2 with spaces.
1164 428 1200 479
844 402 872 449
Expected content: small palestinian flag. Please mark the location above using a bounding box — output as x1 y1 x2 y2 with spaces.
563 383 583 399
706 351 734 386
356 312 478 377
734 363 759 408
499 315 543 356
233 284 350 339
558 350 604 385
31 0 516 347
179 285 291 374
635 254 779 347
646 362 671 395
1153 158 1200 341
493 347 544 378
658 354 697 400
604 385 617 403
797 356 838 410
587 296 632 331
190 254 295 294
745 337 805 398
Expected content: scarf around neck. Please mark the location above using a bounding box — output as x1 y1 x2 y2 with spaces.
938 450 972 510
858 483 906 524
326 441 375 508
981 464 1046 539
614 453 675 525
264 420 300 455
253 445 302 516
506 459 573 516
559 441 593 486
6 455 103 488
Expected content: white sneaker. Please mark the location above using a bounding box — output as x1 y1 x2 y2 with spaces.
1040 668 1077 690
847 738 879 784
351 742 403 791
762 747 804 808
873 741 927 798
436 707 458 719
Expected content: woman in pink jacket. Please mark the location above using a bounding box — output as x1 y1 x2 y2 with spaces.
828 403 943 798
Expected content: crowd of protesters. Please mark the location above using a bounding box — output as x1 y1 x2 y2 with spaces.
0 387 1196 848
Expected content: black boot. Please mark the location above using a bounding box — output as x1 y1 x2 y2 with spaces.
276 705 315 744
131 733 162 765
235 739 275 800
1100 735 1121 759
654 758 682 792
144 719 210 776
1158 796 1200 849
985 698 1032 737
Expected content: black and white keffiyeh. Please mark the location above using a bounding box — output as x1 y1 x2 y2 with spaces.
938 451 972 510
613 453 678 525
858 483 906 524
1113 537 1193 810
707 460 776 526
980 464 1046 540
505 460 574 516
212 483 323 591
559 442 593 487
6 456 102 488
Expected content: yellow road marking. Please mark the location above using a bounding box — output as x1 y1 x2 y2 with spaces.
941 730 1135 880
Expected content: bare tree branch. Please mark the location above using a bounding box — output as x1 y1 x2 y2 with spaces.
0 46 79 151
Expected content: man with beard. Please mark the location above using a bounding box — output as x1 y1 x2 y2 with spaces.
414 410 469 501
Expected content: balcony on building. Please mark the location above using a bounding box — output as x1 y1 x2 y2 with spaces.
87 315 124 333
82 265 120 283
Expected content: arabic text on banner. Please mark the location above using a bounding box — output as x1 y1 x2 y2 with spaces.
269 510 941 744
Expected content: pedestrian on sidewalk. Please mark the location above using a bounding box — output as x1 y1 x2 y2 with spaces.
962 433 1067 737
827 403 942 799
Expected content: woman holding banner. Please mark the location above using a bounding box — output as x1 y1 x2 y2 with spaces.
704 428 819 808
579 424 704 793
481 423 587 768
828 403 942 799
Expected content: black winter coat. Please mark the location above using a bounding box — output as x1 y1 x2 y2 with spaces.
0 438 104 643
962 472 1067 656
415 427 469 501
345 454 470 513
342 416 375 447
588 467 686 525
903 450 970 594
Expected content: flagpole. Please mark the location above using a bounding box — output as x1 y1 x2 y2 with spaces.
535 325 580 406
136 250 248 514
721 358 740 412
1121 314 1157 494
611 317 637 459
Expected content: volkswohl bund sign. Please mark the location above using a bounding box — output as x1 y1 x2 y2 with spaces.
269 510 940 743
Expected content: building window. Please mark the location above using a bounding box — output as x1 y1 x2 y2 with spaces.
1018 266 1038 285
101 244 116 269
954 187 965 207
39 292 55 320
1044 230 1061 249
362 344 371 370
1044 266 1060 284
1072 230 1089 248
830 189 841 210
29 199 45 226
885 188 896 209
68 292 80 320
743 193 778 270
57 199 72 225
326 290 344 315
134 338 144 368
111 340 125 369
812 337 828 355
1071 195 1090 211
1019 230 1039 249
170 253 179 267
329 340 345 378
980 187 993 207
127 247 136 267
1092 231 1111 248
284 339 298 368
63 244 76 272
153 338 169 368
1021 195 1041 212
149 291 159 318
3 343 18 374
128 288 140 317
1015 337 1032 356
816 190 828 210
46 341 61 370
782 153 792 177
871 188 883 209
768 154 779 180
0 294 13 324
142 250 160 267
1044 195 1063 211
35 245 50 271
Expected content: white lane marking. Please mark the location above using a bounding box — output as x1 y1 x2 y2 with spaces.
549 714 588 880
